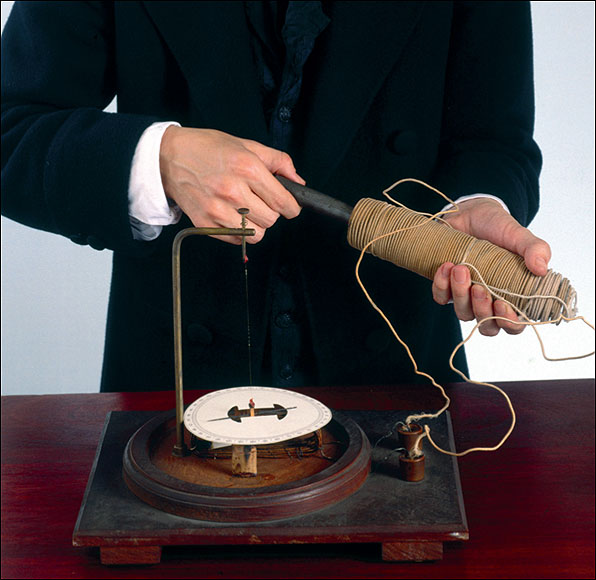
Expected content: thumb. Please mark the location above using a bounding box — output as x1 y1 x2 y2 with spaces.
451 199 552 278
509 226 552 276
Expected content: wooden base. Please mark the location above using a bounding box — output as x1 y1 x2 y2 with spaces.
98 541 444 565
100 546 162 566
122 410 370 521
74 410 468 564
382 541 443 562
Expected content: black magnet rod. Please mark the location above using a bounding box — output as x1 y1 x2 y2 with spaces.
276 175 353 223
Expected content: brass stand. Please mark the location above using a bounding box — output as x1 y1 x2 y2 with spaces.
171 218 255 457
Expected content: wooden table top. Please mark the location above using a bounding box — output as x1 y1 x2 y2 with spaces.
2 379 594 579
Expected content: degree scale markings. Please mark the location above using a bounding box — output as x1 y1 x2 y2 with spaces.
184 386 332 446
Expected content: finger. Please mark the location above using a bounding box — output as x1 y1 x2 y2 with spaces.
186 197 268 245
223 152 301 220
450 265 475 321
209 234 243 245
446 199 551 278
243 216 267 245
218 209 267 245
233 189 281 230
432 262 454 305
240 143 303 219
200 178 280 233
471 284 500 336
501 221 551 276
243 140 305 185
522 238 551 277
247 166 302 220
494 300 525 335
209 218 266 246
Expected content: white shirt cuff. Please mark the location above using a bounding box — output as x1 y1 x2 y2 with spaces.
440 193 510 216
128 121 182 241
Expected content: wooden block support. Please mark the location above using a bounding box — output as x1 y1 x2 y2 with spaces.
382 541 443 562
100 546 162 565
231 444 258 477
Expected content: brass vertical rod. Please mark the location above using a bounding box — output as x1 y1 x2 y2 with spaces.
171 226 255 457
172 229 188 457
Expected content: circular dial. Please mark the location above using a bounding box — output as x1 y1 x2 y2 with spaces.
184 386 332 446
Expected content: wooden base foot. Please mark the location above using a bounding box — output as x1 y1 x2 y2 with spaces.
382 541 443 562
100 546 162 565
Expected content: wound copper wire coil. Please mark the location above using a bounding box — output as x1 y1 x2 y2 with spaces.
347 198 577 322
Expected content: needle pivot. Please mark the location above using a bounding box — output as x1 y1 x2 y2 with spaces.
238 208 249 263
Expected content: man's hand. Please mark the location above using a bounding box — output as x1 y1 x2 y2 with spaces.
432 198 551 335
159 127 303 244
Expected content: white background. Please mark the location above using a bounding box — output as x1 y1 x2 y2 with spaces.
1 1 594 395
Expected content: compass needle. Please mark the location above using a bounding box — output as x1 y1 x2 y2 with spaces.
206 404 298 422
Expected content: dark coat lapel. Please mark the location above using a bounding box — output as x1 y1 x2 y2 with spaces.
300 1 427 185
143 1 269 144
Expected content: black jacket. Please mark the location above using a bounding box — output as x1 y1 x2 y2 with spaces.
1 1 541 392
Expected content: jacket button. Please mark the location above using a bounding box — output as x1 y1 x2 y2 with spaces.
279 364 294 380
275 312 294 328
278 105 292 122
186 323 213 346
